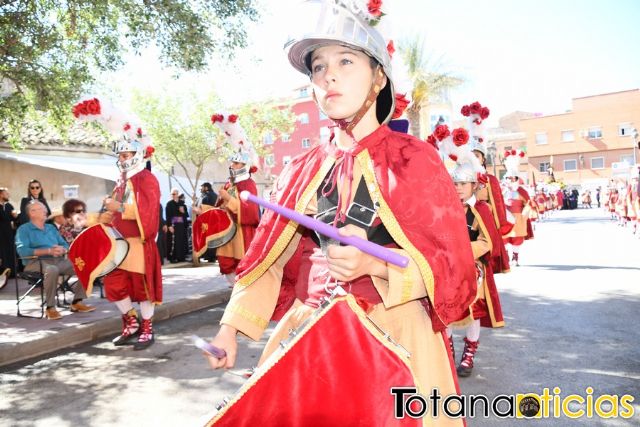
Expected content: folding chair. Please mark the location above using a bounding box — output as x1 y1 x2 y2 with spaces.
14 255 45 318
14 253 75 318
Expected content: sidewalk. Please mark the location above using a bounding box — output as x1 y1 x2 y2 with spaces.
0 262 231 368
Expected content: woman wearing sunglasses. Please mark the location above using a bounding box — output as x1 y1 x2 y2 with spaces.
18 179 51 226
58 199 88 244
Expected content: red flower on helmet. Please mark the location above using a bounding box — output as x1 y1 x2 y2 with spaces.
449 154 458 162
228 114 238 123
144 146 155 158
480 106 490 120
519 151 525 158
386 40 395 59
249 165 258 174
452 128 469 147
461 105 471 117
123 123 131 131
392 93 409 119
511 149 517 156
136 128 143 138
368 0 383 18
469 102 482 115
211 114 224 124
504 151 511 157
433 124 450 141
426 134 437 149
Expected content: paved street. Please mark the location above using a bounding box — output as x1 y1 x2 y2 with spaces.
0 207 638 426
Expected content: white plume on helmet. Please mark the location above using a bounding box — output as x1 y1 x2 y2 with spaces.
431 123 485 183
210 112 258 183
503 148 525 178
72 97 154 177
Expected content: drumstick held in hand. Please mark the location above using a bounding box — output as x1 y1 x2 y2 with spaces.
239 191 409 268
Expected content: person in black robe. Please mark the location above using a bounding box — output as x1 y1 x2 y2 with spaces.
0 187 17 286
165 189 187 263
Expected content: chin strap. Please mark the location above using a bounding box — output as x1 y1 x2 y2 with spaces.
323 66 385 225
332 66 386 140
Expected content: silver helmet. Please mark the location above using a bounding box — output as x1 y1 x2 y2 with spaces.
451 163 479 184
284 0 395 124
468 137 486 158
113 136 145 175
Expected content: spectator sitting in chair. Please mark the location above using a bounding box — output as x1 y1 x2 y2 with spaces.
15 200 95 320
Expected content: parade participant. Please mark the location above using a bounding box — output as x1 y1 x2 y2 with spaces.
444 150 504 378
462 101 512 274
535 189 547 220
502 149 533 266
192 183 219 263
210 114 260 287
206 2 476 424
72 97 162 350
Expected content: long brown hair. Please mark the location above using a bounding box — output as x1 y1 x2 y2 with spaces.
26 179 47 203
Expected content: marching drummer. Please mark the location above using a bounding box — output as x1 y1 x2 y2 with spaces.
210 114 260 287
99 134 163 350
205 1 476 425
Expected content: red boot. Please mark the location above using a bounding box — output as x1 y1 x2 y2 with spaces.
112 309 140 346
457 338 479 378
133 318 155 350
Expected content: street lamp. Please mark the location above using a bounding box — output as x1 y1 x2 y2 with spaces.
632 127 638 166
486 141 497 176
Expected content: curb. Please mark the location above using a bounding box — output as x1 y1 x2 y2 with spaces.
0 288 231 368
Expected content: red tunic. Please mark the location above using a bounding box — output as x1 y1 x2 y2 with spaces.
109 169 163 303
469 201 504 328
216 178 260 274
236 125 477 331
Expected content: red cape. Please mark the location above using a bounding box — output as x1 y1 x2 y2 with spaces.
471 201 504 327
113 169 163 303
236 125 476 331
484 175 511 273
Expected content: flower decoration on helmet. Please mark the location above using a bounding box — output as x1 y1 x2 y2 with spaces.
211 112 260 183
71 96 155 176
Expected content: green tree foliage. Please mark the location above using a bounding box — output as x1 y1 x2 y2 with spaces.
131 88 295 203
0 0 259 145
399 36 463 138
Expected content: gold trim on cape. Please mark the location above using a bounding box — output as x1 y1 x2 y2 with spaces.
204 295 422 426
236 156 337 287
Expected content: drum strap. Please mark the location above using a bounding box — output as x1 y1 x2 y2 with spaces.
311 167 395 252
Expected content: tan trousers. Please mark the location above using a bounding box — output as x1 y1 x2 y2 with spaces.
25 257 86 308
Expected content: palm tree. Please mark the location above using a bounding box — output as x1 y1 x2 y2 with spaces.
399 36 464 138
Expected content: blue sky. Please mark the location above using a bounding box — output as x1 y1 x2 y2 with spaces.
108 0 640 126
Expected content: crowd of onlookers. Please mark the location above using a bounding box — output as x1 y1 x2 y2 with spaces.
1 178 222 269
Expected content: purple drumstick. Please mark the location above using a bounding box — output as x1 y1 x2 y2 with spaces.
192 335 227 359
240 191 409 268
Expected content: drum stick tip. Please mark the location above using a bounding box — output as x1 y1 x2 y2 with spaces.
240 191 250 201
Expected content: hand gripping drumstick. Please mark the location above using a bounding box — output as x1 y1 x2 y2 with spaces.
239 191 409 268
192 335 227 359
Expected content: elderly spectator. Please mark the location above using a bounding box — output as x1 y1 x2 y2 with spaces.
18 179 51 226
0 187 17 288
15 201 95 320
58 199 88 244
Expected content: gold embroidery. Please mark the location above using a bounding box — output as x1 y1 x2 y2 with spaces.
205 296 420 426
236 156 336 287
400 267 413 304
227 304 269 330
74 257 85 272
201 223 208 233
356 150 436 305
